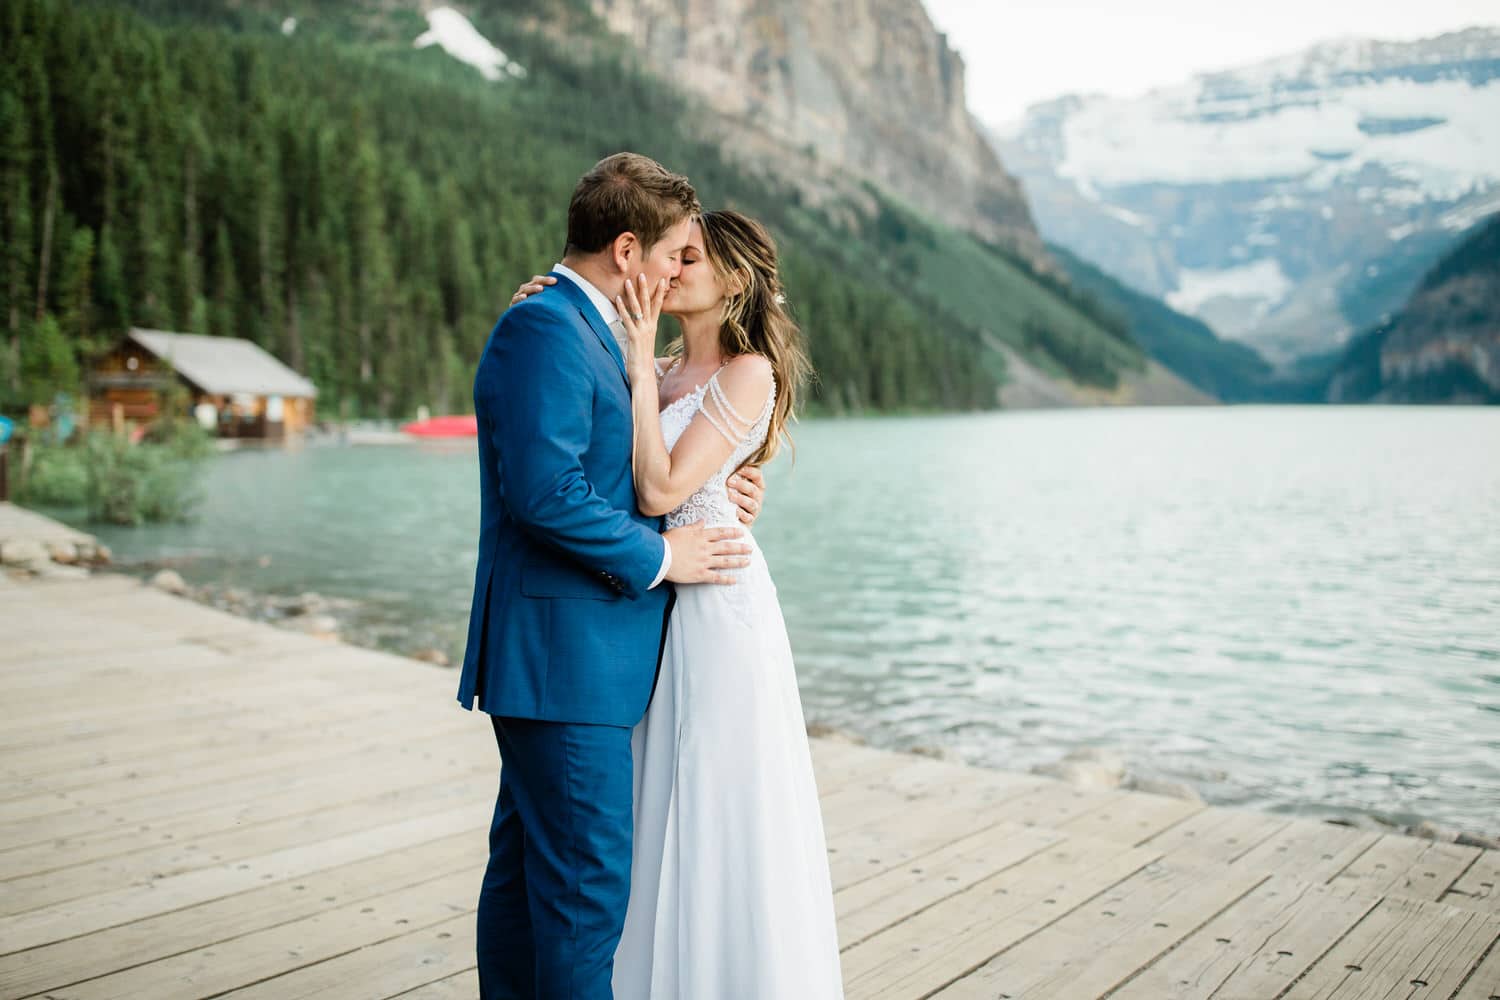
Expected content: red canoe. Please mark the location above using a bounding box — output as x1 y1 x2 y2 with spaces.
400 415 478 437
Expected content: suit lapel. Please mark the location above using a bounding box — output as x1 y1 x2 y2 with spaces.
550 271 629 387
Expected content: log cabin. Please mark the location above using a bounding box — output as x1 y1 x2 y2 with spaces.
89 328 319 439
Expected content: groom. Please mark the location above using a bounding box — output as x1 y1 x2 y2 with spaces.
458 153 760 998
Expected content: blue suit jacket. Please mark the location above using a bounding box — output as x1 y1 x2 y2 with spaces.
457 272 672 727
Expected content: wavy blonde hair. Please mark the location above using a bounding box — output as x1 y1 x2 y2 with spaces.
664 210 811 466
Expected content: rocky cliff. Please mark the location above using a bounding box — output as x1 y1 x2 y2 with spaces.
1326 213 1500 403
584 0 1046 266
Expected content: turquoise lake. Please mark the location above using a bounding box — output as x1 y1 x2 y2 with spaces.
68 405 1500 836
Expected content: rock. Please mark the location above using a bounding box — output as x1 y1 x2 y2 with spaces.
285 614 340 637
908 744 961 762
1032 747 1128 789
1033 760 1123 789
1124 776 1205 803
150 569 188 595
96 544 112 565
806 722 865 745
587 0 1046 265
46 542 79 564
1 539 48 567
410 647 451 667
1412 820 1460 843
280 591 328 616
1456 830 1500 850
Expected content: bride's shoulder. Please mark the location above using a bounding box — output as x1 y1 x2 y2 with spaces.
705 355 775 426
718 353 775 390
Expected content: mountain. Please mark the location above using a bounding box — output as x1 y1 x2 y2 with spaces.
1 0 1156 420
1048 245 1276 402
992 27 1500 366
1324 213 1500 403
581 0 1047 269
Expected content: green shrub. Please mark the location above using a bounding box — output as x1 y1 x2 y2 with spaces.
15 423 211 524
82 429 208 525
19 442 90 506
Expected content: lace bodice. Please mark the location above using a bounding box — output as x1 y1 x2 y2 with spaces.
655 360 776 530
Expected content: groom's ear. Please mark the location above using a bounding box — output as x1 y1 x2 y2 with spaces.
609 231 640 274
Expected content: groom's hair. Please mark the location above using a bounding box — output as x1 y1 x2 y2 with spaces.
565 153 700 256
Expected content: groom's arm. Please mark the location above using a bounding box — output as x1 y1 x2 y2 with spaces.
481 307 666 599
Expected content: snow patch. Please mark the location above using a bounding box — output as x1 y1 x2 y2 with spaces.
414 7 525 82
1166 259 1293 317
1055 75 1500 200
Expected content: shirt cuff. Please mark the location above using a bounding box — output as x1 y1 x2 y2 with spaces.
649 538 671 589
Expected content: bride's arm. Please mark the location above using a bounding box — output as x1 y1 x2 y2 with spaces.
620 276 773 518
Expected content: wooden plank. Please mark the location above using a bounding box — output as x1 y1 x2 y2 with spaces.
0 800 490 953
829 792 1043 892
1226 817 1382 883
931 860 1266 998
0 687 415 785
0 769 492 918
0 831 479 998
0 701 481 808
1329 834 1482 902
390 970 478 999
44 867 482 998
839 834 1160 1000
1138 805 1291 862
1106 876 1378 1000
0 711 474 850
1447 849 1500 915
1282 895 1500 999
980 779 1128 832
0 726 483 881
220 911 477 999
1453 935 1500 1000
834 821 1062 949
1055 790 1203 845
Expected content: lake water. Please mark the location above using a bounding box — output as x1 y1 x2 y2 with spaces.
71 406 1500 835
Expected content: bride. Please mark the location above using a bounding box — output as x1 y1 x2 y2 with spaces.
511 210 845 998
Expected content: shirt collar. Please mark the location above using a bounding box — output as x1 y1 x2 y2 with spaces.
553 262 621 327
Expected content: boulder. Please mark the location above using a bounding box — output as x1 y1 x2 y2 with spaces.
46 542 79 564
150 569 188 595
1125 776 1205 803
1 539 48 567
1032 747 1127 789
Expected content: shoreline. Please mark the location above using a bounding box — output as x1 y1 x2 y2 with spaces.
4 499 1495 851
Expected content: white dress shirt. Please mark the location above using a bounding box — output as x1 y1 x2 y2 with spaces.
552 262 672 590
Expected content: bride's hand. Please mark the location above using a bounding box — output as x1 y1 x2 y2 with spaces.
509 274 556 307
617 273 668 380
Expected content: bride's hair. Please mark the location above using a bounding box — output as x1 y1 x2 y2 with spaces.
669 210 811 466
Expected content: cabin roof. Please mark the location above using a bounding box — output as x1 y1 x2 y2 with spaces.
126 329 319 399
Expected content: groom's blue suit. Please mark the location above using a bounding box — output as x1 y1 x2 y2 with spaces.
459 272 673 999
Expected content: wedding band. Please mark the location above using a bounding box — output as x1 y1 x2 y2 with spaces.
631 312 644 321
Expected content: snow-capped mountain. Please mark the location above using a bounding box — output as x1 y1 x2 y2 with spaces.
991 27 1500 364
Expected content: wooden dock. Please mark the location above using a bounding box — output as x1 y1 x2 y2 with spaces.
1 570 1496 998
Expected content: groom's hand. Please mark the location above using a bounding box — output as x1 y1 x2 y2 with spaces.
663 523 751 585
727 466 766 525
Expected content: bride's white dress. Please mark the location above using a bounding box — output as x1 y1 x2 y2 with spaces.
612 365 845 999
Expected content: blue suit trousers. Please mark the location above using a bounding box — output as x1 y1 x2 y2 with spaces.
477 716 634 999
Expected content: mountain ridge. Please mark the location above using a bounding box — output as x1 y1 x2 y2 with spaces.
992 25 1500 365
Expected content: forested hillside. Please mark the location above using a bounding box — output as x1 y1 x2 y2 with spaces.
1 0 1148 420
1325 213 1500 404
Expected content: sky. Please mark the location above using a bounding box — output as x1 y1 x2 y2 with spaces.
921 0 1500 125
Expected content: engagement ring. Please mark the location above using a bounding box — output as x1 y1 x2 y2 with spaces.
631 312 644 321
